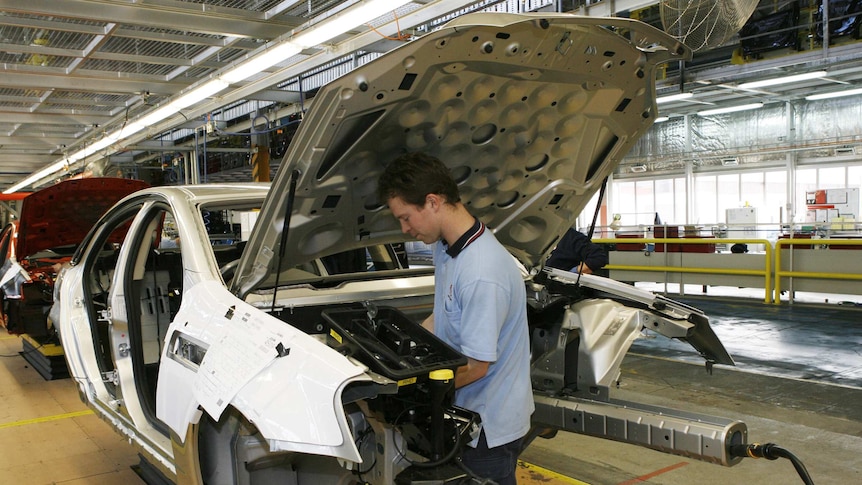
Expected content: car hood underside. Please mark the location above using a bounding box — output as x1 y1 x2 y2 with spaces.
232 13 689 297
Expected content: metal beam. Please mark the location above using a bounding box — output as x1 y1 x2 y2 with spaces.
0 71 186 97
0 156 58 166
579 0 659 17
85 52 225 70
125 145 253 153
0 112 109 126
1 0 304 39
243 90 304 104
0 135 77 145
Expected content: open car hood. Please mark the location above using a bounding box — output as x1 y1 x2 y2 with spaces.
232 12 690 296
16 177 150 258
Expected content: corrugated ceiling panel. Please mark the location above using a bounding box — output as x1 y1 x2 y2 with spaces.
183 0 286 10
78 58 179 76
41 102 119 112
0 51 76 68
101 36 210 59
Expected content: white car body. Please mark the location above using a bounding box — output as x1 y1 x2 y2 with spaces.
54 12 745 485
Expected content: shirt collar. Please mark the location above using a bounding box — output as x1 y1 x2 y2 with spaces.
444 217 485 258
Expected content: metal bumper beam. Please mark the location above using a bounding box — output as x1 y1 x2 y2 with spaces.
532 394 748 466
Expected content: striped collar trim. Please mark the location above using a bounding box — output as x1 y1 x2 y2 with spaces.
444 217 485 258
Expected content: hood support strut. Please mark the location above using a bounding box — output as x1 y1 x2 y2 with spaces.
271 170 300 313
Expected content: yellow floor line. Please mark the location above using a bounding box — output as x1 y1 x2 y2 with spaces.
518 460 591 485
0 409 94 430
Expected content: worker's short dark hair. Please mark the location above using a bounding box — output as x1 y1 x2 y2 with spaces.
377 152 460 207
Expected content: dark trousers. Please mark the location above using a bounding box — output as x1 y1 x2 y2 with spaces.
460 430 522 485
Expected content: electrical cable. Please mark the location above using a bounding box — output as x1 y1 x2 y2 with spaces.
390 402 467 470
453 456 495 485
729 443 815 485
365 9 412 41
405 422 462 469
353 425 377 482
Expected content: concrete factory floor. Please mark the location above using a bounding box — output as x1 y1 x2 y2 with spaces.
0 295 859 485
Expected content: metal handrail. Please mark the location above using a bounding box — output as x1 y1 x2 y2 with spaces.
773 238 862 305
594 238 773 304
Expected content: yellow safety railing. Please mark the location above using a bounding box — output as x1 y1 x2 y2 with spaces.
773 238 862 305
594 238 774 304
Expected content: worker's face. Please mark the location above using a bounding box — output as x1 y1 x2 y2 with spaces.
387 195 440 244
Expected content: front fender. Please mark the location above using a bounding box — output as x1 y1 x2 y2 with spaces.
157 281 368 462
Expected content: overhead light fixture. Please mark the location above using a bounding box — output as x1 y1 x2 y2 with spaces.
4 0 411 193
631 164 647 173
656 92 694 104
654 116 670 123
293 0 407 47
697 103 763 116
137 79 230 128
223 0 410 84
806 87 862 101
738 71 827 90
721 157 739 166
221 43 303 83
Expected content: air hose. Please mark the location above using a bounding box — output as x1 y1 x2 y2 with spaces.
729 443 814 485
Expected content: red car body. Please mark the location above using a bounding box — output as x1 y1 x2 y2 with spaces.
0 177 149 336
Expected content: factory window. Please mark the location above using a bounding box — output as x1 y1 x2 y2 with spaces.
717 174 742 222
694 175 718 224
849 165 862 190
654 178 675 224
607 177 686 229
740 172 765 210
818 166 846 189
764 171 788 224
635 180 656 221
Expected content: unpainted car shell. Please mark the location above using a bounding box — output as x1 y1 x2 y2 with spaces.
55 184 436 479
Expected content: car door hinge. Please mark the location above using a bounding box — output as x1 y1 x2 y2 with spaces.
101 370 119 385
98 309 112 323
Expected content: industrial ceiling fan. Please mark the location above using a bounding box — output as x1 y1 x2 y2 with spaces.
660 0 759 51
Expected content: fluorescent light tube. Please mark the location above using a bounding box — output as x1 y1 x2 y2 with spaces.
222 42 303 84
293 0 411 47
806 87 862 101
654 116 669 123
698 103 763 116
223 0 411 84
656 92 694 104
739 71 827 90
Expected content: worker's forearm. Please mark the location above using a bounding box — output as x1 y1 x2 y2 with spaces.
455 358 489 388
422 313 434 332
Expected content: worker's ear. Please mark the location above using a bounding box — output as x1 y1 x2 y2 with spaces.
426 194 441 210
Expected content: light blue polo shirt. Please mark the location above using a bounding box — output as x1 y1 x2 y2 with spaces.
432 221 534 448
